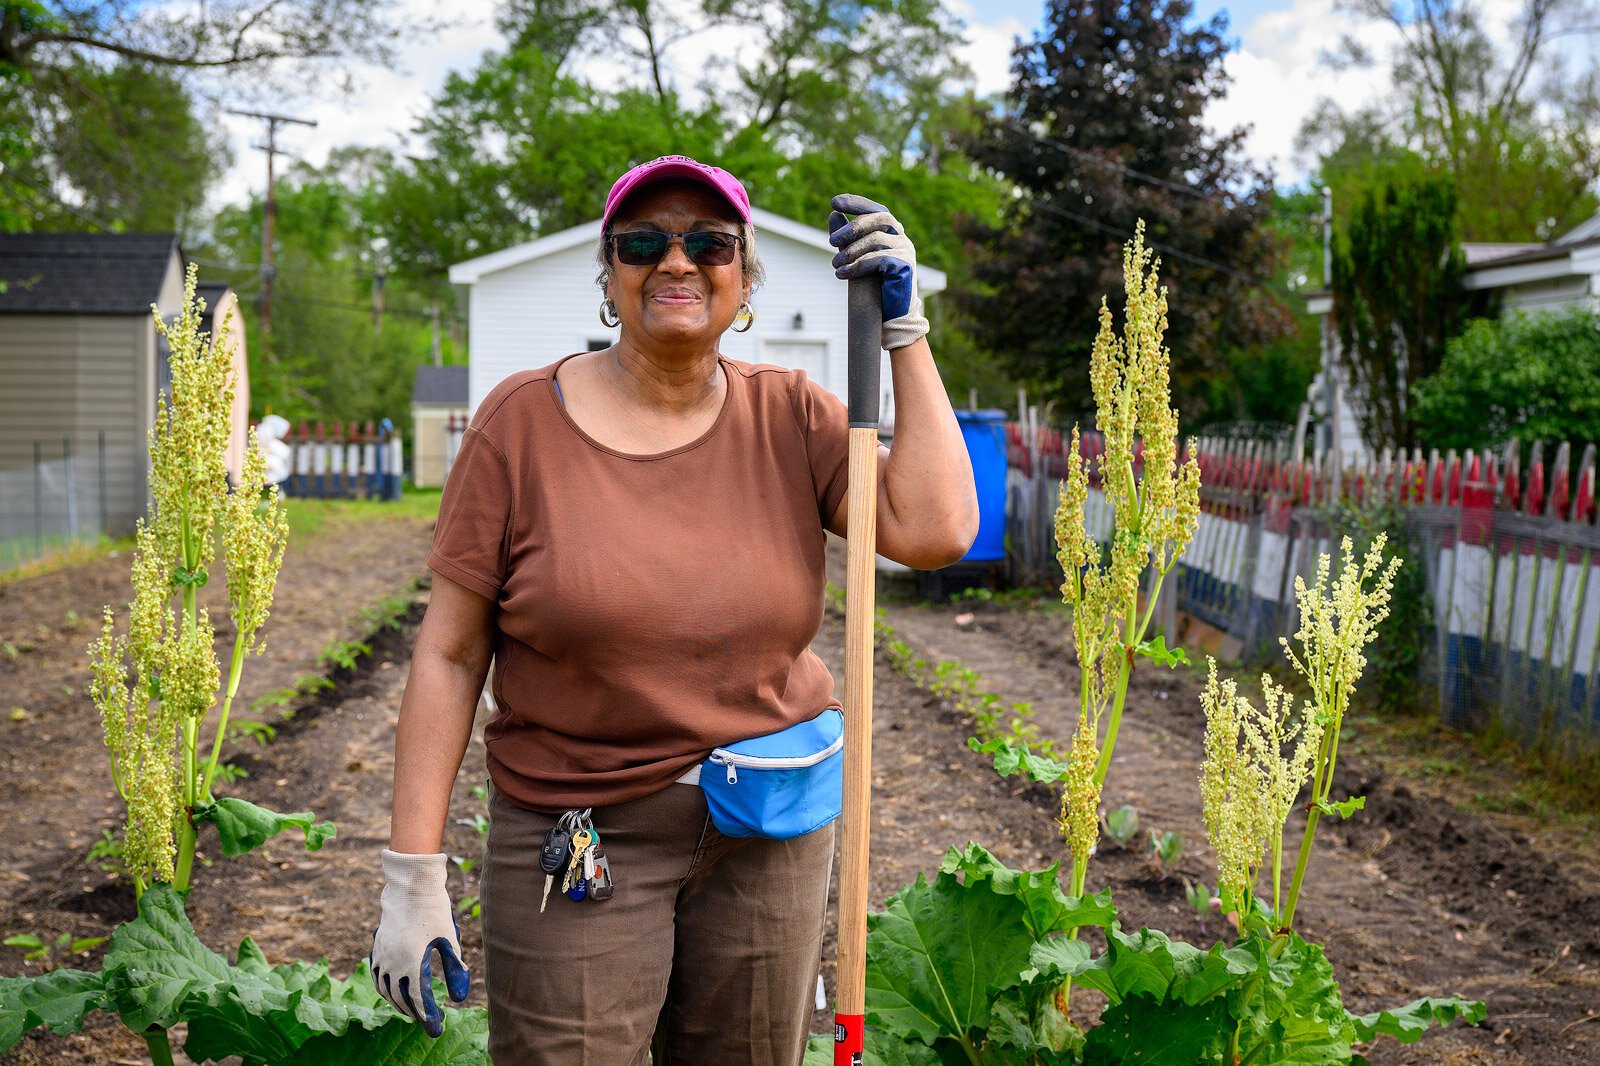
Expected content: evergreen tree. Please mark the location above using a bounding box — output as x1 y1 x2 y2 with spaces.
954 0 1292 421
1330 172 1468 451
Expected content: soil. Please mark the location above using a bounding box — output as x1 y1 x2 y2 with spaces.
1 519 1596 1064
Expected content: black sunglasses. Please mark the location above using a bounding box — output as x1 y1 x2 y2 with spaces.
609 229 744 267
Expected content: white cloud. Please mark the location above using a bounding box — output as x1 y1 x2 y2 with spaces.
947 1 1028 97
1204 0 1398 185
207 0 501 214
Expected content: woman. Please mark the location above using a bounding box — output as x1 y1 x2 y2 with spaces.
370 154 977 1064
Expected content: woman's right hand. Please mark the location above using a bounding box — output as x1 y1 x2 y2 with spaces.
370 849 471 1037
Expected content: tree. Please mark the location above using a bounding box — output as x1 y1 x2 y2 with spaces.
1330 171 1468 451
953 0 1293 422
1412 308 1600 450
197 152 459 428
1303 0 1600 241
0 0 418 233
0 0 408 81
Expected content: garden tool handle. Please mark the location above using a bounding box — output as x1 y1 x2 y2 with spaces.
836 275 881 1065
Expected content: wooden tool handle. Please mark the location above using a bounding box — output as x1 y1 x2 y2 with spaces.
835 275 882 1064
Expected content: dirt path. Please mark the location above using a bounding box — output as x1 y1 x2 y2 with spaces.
2 522 1597 1064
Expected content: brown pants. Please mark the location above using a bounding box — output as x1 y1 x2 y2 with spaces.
481 781 833 1065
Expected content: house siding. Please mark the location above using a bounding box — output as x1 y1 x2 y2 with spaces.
0 314 150 538
75 315 151 535
466 231 881 415
1499 274 1595 314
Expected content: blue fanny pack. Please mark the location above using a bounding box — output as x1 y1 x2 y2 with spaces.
699 710 845 839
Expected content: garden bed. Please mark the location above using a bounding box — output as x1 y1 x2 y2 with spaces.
0 520 1595 1063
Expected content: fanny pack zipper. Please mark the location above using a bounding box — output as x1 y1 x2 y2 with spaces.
707 733 845 784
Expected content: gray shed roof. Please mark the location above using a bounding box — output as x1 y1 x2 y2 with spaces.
412 364 469 405
0 232 181 314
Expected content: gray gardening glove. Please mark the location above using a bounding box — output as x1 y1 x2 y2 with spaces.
828 193 930 352
370 849 470 1038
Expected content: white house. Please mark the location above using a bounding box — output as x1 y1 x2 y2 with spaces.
1305 211 1600 458
447 207 947 424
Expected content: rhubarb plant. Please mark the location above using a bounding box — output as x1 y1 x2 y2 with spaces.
896 230 1482 1063
0 265 489 1065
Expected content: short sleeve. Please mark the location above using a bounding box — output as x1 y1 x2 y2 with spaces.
796 373 851 523
427 426 513 601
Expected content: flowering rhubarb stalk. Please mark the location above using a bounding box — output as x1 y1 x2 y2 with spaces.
1054 224 1201 893
1049 224 1201 1013
88 263 288 897
1199 660 1321 917
1278 535 1398 929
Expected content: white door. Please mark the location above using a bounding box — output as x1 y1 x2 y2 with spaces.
760 339 829 390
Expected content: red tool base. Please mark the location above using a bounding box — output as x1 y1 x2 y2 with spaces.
834 1013 864 1065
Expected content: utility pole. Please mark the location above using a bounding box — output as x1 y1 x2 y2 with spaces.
227 109 317 349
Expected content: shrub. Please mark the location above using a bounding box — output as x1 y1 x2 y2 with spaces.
1413 308 1600 450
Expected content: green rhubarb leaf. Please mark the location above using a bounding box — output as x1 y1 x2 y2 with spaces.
1133 635 1191 668
1349 996 1487 1044
1031 924 1257 1008
103 882 238 1032
182 953 397 1063
986 985 1082 1064
863 870 1036 1051
280 1005 489 1065
0 968 110 1052
968 736 1072 784
1081 992 1232 1065
1313 795 1366 820
1233 933 1359 1064
194 796 336 856
939 842 1115 938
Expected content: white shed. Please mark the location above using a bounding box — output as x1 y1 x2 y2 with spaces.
447 207 947 425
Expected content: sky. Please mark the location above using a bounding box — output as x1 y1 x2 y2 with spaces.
209 0 1399 211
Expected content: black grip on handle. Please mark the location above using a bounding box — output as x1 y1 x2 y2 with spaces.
847 277 883 428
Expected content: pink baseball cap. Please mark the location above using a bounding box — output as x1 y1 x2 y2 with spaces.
603 155 752 226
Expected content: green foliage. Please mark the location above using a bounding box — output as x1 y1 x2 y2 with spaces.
1331 171 1468 450
0 884 490 1062
3 932 105 967
318 638 372 672
1149 830 1184 877
1412 309 1600 451
1300 0 1600 243
193 797 336 857
855 846 1484 1064
1102 805 1141 850
0 966 109 1047
970 736 1072 784
1322 502 1431 715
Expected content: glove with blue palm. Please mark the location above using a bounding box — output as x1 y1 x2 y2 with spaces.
828 193 930 352
370 849 471 1038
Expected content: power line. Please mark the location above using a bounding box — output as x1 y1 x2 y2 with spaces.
1024 198 1273 286
971 104 1322 224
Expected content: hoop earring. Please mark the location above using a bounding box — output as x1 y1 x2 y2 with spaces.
599 298 620 328
731 301 755 333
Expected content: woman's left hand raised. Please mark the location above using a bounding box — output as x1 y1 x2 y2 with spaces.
828 193 930 352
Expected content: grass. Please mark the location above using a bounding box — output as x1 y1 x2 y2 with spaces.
1347 705 1600 857
0 534 136 586
280 486 442 540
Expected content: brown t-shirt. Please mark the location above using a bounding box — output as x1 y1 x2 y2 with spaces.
427 354 852 813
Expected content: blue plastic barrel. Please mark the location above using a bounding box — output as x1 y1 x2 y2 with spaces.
956 409 1008 562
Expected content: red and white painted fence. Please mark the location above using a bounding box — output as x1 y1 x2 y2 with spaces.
257 419 406 500
1007 422 1600 743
